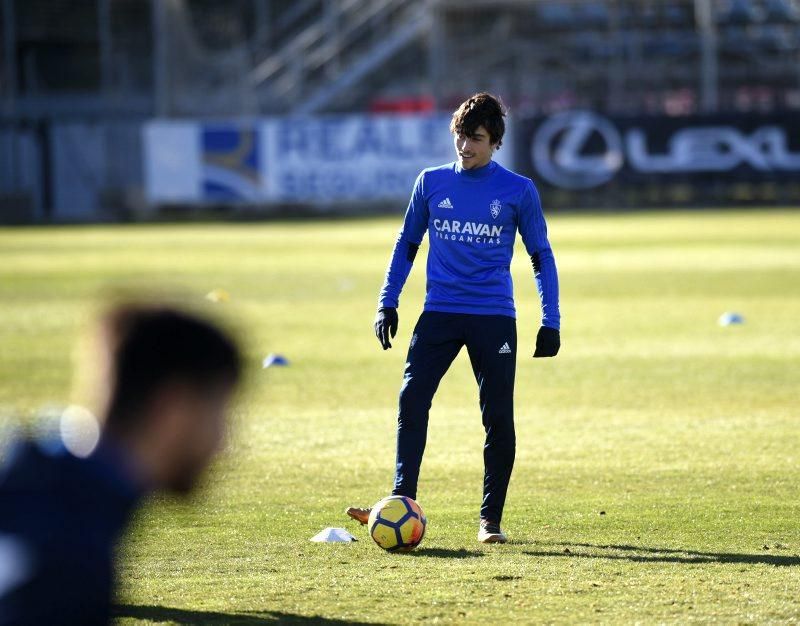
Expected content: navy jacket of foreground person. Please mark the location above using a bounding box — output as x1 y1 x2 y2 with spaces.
0 303 242 626
0 435 143 626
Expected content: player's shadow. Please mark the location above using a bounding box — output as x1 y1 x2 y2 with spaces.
404 547 485 559
113 604 389 625
522 542 800 567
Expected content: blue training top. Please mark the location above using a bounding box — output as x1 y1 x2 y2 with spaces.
378 160 560 328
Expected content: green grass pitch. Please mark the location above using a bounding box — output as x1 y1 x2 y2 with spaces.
1 209 799 624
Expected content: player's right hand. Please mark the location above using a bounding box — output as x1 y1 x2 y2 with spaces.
374 307 398 350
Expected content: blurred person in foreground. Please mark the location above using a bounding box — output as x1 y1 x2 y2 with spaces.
346 92 560 543
0 304 242 626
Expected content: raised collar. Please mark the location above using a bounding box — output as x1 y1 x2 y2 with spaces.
454 160 497 180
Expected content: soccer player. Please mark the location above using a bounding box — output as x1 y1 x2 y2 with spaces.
346 92 560 544
0 304 242 626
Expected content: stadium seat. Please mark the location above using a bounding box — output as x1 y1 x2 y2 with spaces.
756 24 796 51
614 4 636 28
573 34 614 61
664 3 692 26
719 0 761 24
639 4 659 27
764 0 800 22
578 2 609 28
537 2 574 29
643 32 697 58
719 27 759 55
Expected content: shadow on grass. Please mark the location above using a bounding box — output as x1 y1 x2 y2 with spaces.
113 604 389 625
523 542 800 567
403 547 484 559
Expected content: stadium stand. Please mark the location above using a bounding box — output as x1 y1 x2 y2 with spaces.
3 0 799 117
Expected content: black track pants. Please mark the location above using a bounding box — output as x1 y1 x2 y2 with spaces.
391 311 517 523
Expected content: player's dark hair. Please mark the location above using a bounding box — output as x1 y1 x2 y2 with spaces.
101 304 242 431
450 92 507 148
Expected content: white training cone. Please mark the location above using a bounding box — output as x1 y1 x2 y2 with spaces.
310 528 357 543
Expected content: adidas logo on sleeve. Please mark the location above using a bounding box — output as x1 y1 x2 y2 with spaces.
498 342 512 354
437 197 454 209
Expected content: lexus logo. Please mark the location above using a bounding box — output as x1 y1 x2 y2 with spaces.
531 111 800 189
532 111 623 189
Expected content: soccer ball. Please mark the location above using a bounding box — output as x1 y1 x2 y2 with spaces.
368 496 427 552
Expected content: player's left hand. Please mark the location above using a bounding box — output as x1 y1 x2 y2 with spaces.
533 326 560 358
374 307 398 350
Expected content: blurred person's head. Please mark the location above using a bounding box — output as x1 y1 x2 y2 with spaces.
450 92 506 170
97 304 242 493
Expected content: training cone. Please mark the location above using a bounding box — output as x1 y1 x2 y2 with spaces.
262 353 290 368
205 289 230 303
718 312 745 326
310 528 357 543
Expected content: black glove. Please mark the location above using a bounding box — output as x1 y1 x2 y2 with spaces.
374 307 398 350
533 326 560 358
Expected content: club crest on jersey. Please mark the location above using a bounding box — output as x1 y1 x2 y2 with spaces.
490 199 501 219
